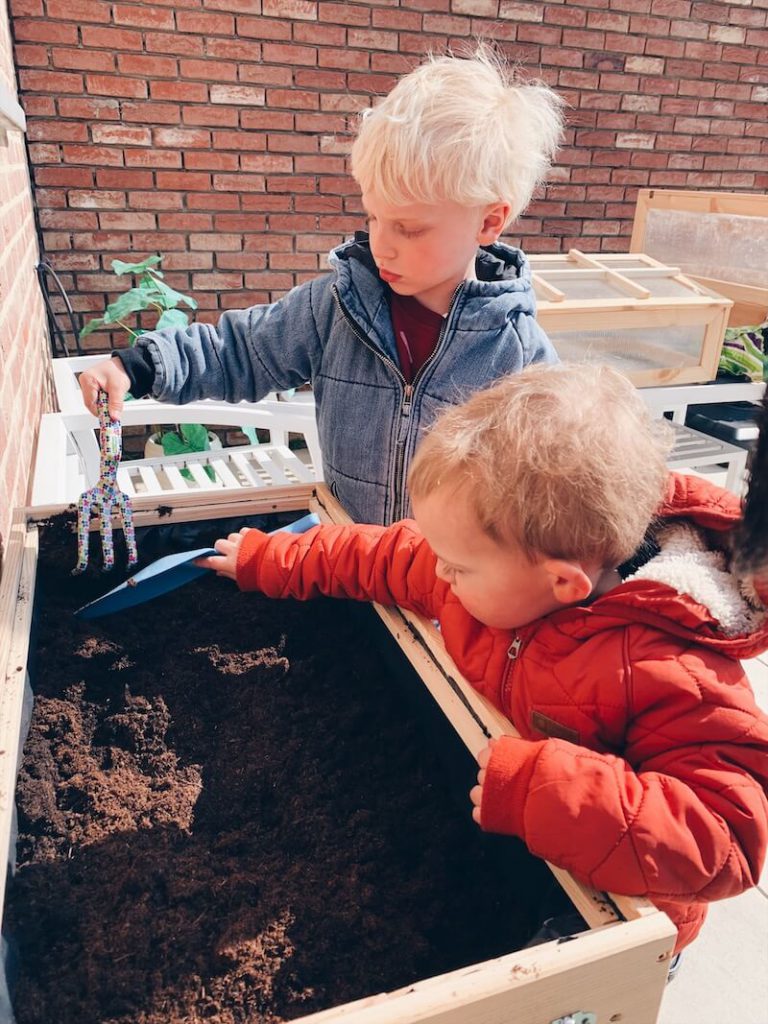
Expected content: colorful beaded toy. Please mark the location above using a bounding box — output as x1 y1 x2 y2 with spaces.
74 390 138 574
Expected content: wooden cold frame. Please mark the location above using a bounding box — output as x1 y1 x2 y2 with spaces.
630 190 768 328
1 489 677 1024
529 250 732 388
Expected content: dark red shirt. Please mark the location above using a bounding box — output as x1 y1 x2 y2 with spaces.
389 292 445 383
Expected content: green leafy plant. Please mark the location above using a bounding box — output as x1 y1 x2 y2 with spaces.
81 255 216 474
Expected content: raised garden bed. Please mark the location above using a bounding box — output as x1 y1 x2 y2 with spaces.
0 489 676 1024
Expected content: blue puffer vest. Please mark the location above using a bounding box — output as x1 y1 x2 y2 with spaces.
134 236 558 524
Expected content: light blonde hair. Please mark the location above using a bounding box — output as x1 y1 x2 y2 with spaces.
408 363 672 567
350 45 565 227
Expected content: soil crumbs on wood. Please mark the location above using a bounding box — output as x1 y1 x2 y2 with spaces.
7 516 535 1024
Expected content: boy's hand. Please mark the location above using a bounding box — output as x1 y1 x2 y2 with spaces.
79 357 131 419
195 528 252 582
470 740 497 825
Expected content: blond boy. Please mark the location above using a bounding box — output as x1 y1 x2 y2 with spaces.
78 47 564 525
203 362 768 954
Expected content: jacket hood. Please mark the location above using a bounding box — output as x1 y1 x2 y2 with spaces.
326 234 538 356
555 473 768 660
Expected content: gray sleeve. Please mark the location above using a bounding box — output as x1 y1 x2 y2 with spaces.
134 276 327 405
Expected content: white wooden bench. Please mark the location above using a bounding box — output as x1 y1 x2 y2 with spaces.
32 355 323 515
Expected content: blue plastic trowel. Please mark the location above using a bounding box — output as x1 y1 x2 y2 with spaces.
74 513 320 620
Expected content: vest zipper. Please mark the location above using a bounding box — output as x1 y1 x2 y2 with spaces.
332 282 464 523
390 281 464 521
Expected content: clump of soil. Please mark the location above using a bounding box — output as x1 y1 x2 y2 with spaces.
6 514 546 1024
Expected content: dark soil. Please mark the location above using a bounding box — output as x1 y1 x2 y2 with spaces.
6 513 548 1024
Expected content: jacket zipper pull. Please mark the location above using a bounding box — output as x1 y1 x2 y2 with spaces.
403 384 413 413
507 637 522 660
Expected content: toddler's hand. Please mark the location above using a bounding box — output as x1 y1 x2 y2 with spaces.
195 528 251 582
78 357 131 419
470 740 497 825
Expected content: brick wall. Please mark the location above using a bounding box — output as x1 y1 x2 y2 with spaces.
0 0 49 570
8 0 768 349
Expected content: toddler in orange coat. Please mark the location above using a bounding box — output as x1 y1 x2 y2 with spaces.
200 362 768 955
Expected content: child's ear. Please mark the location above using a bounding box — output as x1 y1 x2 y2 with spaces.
542 558 595 606
478 202 512 243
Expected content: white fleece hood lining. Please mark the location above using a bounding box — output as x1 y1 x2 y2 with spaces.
626 522 768 638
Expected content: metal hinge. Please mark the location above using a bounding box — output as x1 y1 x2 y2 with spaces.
550 1014 596 1024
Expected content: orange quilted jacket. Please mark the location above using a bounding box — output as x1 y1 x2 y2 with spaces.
237 473 768 951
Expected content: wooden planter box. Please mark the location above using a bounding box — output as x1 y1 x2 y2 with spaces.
1 487 676 1024
630 189 768 329
530 249 731 387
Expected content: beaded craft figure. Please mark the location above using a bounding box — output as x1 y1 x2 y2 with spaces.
74 390 138 573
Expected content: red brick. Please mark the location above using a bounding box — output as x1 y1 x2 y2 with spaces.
14 44 50 66
318 47 371 70
217 213 268 230
14 18 77 43
63 144 125 166
34 187 67 207
500 2 543 22
21 95 56 116
263 42 319 64
97 169 154 188
176 10 235 34
651 0 690 15
240 110 294 130
583 51 622 71
266 88 319 109
68 188 126 209
131 233 188 251
158 213 213 230
35 166 94 186
319 2 370 24
213 172 266 191
184 150 240 170
190 232 242 250
121 101 181 124
156 171 213 190
151 81 209 103
183 106 239 126
92 124 152 146
18 69 83 92
153 126 212 148
180 59 238 81
646 37 685 57
239 64 293 86
57 96 120 119
118 54 179 78
267 174 317 192
188 192 241 210
38 209 99 228
86 74 148 98
263 0 317 18
211 84 266 105
294 69 347 90
46 0 111 22
81 26 142 50
192 271 245 289
241 153 293 172
145 31 205 56
113 3 175 28
347 28 398 50
217 252 267 270
125 149 181 168
606 32 647 52
127 190 183 209
235 16 292 40
27 120 89 142
721 46 760 64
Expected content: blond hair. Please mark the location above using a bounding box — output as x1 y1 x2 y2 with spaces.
350 45 565 227
408 363 672 567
